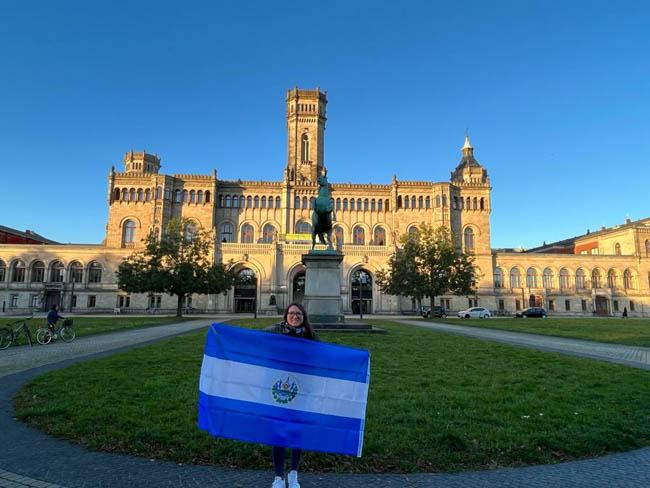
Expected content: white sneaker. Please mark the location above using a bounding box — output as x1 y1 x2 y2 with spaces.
287 470 300 488
271 476 286 488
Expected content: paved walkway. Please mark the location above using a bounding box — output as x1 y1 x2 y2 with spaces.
1 317 650 487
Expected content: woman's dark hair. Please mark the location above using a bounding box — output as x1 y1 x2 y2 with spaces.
283 302 316 340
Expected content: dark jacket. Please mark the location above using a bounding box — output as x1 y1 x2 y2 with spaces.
271 322 320 342
47 309 64 325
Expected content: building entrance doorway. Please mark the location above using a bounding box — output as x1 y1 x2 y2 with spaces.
45 291 60 311
595 295 609 316
351 269 372 314
234 269 257 313
529 294 543 307
292 272 305 304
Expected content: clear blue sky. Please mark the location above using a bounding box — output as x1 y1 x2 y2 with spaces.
1 1 648 248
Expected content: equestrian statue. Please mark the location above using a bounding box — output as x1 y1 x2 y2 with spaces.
311 172 336 250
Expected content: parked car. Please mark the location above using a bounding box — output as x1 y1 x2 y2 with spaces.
516 307 547 318
422 306 447 318
457 307 491 319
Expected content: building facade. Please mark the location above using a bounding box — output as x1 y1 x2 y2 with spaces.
1 87 649 316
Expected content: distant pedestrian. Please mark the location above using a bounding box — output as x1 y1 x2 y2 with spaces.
622 307 628 318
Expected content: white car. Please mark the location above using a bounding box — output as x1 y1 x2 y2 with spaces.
458 307 491 319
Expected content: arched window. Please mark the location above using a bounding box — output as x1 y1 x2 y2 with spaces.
219 195 225 207
378 199 383 212
122 188 128 201
114 188 121 201
404 196 409 209
397 196 402 208
69 261 83 283
464 227 475 250
436 195 441 207
156 186 162 199
353 226 365 245
220 223 233 242
50 260 64 282
137 189 143 201
241 224 254 243
363 199 369 211
189 190 195 203
263 224 275 243
575 268 586 289
205 191 211 203
130 188 136 201
560 268 570 288
122 220 136 247
510 267 521 288
543 268 554 289
336 198 341 210
418 196 423 209
232 195 239 208
442 195 447 207
472 198 477 210
88 262 103 283
480 198 485 210
31 260 45 282
357 198 362 210
0 260 6 282
409 226 418 237
197 190 203 203
371 199 376 211
253 196 259 208
11 260 25 282
607 269 617 288
267 196 273 209
184 222 197 241
623 269 633 289
334 226 344 246
246 196 252 207
526 268 538 288
411 196 416 209
175 190 181 202
310 197 316 210
374 226 386 246
261 196 266 208
302 197 307 209
425 196 430 209
591 269 602 288
145 189 151 201
350 198 355 211
275 196 281 208
301 133 310 161
493 267 503 288
614 243 621 255
225 195 231 208
295 196 301 208
297 221 312 234
385 199 390 211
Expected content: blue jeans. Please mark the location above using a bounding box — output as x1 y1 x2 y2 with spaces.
272 446 302 477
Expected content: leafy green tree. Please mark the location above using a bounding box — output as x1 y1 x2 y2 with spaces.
376 224 475 309
117 218 238 317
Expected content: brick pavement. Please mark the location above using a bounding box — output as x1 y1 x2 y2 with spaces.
1 316 649 487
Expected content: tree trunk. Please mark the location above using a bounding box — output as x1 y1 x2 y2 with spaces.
176 294 184 317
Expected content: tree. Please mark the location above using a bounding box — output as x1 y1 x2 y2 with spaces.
117 218 238 317
376 224 475 309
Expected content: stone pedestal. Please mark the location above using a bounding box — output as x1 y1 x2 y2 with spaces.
302 251 371 330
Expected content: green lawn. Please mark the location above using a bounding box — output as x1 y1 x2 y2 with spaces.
13 318 650 473
424 317 650 347
0 316 197 346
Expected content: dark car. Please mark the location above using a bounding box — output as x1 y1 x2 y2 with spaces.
422 306 447 318
516 307 547 318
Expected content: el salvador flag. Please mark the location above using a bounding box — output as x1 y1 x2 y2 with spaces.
198 323 370 457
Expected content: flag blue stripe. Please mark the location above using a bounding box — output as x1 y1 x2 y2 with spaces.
198 391 362 456
205 323 370 383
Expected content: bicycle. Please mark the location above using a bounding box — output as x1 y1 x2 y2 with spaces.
36 318 76 345
0 316 34 349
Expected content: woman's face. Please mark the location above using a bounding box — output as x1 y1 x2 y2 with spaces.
286 305 304 328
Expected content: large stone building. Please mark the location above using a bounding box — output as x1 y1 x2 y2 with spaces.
1 87 649 316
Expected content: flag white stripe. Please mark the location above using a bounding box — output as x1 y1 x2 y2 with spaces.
199 355 369 420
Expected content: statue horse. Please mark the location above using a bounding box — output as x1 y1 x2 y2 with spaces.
312 173 335 250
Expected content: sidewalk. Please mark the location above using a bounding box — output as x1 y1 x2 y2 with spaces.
1 317 650 487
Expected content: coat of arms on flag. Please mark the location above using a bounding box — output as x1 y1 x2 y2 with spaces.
198 323 371 457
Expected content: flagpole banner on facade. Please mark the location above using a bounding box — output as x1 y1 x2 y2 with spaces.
198 323 371 457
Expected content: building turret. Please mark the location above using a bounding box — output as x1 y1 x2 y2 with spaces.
123 150 161 174
450 135 489 184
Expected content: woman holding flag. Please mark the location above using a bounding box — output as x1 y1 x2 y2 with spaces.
270 303 318 488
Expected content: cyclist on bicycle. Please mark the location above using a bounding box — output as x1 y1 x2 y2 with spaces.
47 305 65 338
